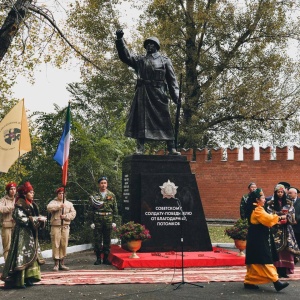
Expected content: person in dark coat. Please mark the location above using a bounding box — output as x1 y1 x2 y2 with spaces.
287 187 300 262
239 182 257 219
115 29 180 155
267 184 300 278
244 188 289 292
289 187 300 244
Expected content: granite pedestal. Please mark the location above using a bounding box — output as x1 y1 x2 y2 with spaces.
122 155 212 252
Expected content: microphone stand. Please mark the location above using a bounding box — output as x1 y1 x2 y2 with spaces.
172 198 204 290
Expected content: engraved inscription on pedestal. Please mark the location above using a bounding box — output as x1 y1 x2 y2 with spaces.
122 155 212 252
122 174 131 220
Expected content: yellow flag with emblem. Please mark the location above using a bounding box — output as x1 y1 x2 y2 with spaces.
0 99 31 173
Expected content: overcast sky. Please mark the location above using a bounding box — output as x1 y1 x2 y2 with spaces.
11 1 139 114
13 65 81 114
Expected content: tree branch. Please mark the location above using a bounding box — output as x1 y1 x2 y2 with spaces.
201 0 264 90
27 4 102 71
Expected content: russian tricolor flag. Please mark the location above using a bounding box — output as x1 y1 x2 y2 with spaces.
53 103 71 186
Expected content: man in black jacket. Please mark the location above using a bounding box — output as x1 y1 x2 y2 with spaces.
288 187 300 246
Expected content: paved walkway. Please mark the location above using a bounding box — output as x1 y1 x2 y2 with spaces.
1 247 300 299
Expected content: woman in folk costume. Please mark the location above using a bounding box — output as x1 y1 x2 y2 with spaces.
0 182 46 289
244 188 289 292
267 184 300 278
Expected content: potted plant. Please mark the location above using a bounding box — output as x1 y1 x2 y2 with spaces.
115 221 151 258
224 218 249 256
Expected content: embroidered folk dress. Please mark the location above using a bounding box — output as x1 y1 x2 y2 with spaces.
0 198 45 287
244 204 280 285
267 201 300 275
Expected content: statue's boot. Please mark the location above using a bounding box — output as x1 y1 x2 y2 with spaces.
167 141 181 155
135 139 145 154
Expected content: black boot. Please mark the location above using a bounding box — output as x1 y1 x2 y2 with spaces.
273 280 289 292
281 268 289 278
94 251 102 265
277 267 289 278
166 141 181 155
25 278 34 287
135 139 145 155
244 283 259 289
103 253 111 265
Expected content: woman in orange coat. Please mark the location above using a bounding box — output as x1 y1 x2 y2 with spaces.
244 188 289 292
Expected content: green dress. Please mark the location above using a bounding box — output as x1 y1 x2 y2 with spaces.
0 198 45 288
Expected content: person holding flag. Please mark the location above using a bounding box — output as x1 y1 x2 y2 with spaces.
0 182 17 260
47 187 76 271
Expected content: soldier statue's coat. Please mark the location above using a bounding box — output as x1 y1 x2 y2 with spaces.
116 38 179 141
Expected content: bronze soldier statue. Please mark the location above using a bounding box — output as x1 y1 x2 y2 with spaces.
115 29 180 155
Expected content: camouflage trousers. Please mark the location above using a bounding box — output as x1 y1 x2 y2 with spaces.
93 215 113 255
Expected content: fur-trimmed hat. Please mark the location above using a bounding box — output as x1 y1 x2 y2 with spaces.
274 184 285 192
277 182 290 189
17 181 34 196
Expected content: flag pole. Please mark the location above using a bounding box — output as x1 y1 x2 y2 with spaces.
17 99 25 181
53 102 71 225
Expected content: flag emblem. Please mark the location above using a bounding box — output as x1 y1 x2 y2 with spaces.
0 99 31 173
4 128 21 145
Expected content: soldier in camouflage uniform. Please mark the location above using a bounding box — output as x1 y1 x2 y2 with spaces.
88 176 118 265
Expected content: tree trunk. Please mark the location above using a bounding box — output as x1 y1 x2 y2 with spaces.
0 0 32 62
184 0 200 124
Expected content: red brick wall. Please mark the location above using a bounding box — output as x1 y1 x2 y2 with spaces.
178 146 300 221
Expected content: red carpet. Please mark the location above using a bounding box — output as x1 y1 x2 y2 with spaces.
1 245 300 286
110 245 246 270
1 267 299 286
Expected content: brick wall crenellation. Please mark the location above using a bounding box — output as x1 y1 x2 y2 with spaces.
173 146 299 220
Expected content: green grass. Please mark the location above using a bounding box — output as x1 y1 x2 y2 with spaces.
38 224 233 251
208 224 233 243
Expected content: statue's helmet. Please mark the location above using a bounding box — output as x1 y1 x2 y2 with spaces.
144 37 160 50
